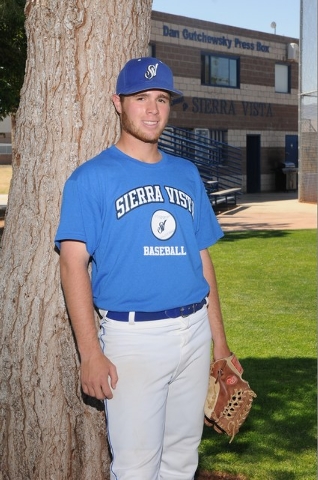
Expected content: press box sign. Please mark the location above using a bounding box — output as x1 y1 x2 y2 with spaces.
162 25 270 53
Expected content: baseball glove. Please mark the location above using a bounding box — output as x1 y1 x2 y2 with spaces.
204 353 256 443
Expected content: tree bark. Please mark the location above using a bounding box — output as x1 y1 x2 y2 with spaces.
0 1 152 479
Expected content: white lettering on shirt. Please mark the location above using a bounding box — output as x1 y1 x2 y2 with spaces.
116 185 164 219
143 246 187 256
165 187 194 216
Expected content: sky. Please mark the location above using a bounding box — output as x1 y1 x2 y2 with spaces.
152 0 300 38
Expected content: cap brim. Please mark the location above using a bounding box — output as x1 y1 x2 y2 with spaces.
118 85 183 97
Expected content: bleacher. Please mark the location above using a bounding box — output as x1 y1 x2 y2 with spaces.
158 126 242 210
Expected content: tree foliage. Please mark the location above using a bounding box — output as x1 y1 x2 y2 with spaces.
0 0 27 119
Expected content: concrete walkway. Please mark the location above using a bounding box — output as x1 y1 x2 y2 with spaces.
217 192 317 232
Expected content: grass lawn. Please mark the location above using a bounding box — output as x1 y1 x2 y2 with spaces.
0 165 12 194
198 230 317 480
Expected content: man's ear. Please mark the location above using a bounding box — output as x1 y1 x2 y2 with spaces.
112 94 122 114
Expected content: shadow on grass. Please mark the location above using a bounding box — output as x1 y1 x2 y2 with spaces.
197 357 317 479
221 230 293 241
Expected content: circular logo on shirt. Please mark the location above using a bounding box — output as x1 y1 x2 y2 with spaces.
151 210 176 240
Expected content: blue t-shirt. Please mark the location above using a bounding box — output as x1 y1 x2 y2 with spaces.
55 146 223 311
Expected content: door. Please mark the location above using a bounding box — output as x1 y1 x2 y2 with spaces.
246 135 261 193
285 135 298 166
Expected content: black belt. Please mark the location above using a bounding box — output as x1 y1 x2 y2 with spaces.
106 299 207 321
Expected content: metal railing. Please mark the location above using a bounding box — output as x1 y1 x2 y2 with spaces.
158 126 242 193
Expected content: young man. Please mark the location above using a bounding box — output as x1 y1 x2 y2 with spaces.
55 57 231 480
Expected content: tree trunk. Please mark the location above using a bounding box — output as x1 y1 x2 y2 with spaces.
0 2 152 479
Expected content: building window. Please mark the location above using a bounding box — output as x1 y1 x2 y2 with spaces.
0 144 12 154
275 64 290 93
201 53 239 88
148 44 156 57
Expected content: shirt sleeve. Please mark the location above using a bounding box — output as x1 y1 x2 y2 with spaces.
54 176 102 255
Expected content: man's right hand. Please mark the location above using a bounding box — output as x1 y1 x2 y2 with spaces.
60 240 118 401
80 351 118 400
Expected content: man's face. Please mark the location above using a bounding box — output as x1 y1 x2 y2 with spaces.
113 90 171 144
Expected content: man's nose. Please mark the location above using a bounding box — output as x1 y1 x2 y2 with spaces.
146 100 159 114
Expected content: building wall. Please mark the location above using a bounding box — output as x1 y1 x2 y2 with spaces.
151 11 299 192
0 117 12 165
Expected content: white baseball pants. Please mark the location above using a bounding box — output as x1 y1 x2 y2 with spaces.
98 305 212 480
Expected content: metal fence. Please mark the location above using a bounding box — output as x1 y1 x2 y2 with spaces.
299 0 317 202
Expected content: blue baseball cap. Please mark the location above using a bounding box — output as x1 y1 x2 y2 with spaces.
116 57 183 97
